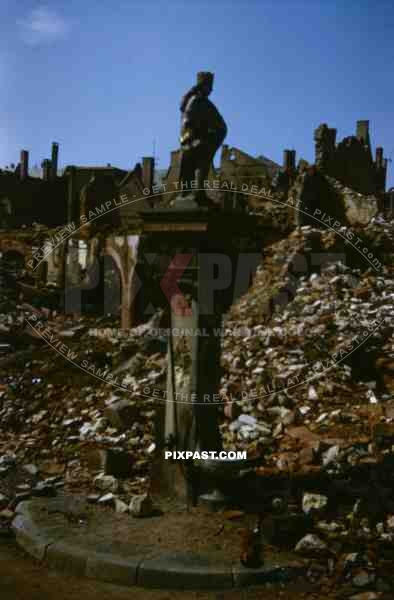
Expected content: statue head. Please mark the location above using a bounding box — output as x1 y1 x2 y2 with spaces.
197 71 214 96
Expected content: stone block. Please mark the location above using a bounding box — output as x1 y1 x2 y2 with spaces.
45 540 90 577
86 553 138 586
12 514 64 561
138 551 233 590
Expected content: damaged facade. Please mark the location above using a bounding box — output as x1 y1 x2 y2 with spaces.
314 120 387 195
286 120 389 228
0 118 391 330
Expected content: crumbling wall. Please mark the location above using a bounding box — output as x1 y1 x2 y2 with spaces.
219 146 279 210
117 163 152 218
314 121 387 196
0 170 67 228
330 136 376 194
314 124 337 172
289 164 378 227
80 174 120 231
289 165 347 227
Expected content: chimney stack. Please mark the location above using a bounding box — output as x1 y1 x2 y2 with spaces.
142 156 154 191
20 150 29 181
328 128 337 147
42 159 51 182
290 150 296 169
356 120 370 145
283 149 296 170
51 142 59 180
375 147 384 168
283 149 291 170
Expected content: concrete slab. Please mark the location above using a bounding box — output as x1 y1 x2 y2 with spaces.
138 551 233 590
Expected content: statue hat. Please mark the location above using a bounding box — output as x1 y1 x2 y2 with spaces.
197 71 214 86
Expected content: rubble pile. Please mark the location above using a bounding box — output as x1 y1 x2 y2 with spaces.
327 176 379 226
221 215 394 468
0 213 393 594
214 215 394 594
0 302 167 522
250 192 292 230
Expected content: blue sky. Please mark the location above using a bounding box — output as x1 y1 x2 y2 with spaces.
1 1 394 185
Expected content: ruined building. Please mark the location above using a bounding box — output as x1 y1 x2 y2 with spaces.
314 119 387 195
0 144 155 230
287 120 389 228
0 143 67 227
159 145 282 208
0 117 390 328
219 146 281 209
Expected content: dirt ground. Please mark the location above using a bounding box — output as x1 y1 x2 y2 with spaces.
88 501 261 561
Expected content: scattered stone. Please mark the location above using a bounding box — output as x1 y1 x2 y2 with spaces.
13 492 32 506
32 482 56 497
0 509 14 520
238 414 257 427
104 399 138 431
93 473 119 493
302 493 328 516
0 454 16 468
295 533 327 556
316 412 328 424
114 498 129 514
129 493 154 518
322 445 340 466
386 514 394 531
86 494 100 504
22 464 38 476
372 422 394 447
16 484 31 492
79 422 94 437
286 426 320 445
223 402 242 420
92 417 108 433
316 520 343 535
38 461 65 476
299 446 315 466
97 493 115 505
223 510 244 520
350 593 382 600
352 569 376 588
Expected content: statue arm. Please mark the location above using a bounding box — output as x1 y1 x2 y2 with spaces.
183 96 206 130
182 96 227 148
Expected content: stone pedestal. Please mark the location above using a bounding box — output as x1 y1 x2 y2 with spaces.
141 200 258 500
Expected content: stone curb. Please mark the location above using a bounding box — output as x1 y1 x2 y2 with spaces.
12 498 306 590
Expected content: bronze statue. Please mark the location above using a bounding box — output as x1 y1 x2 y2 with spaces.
179 72 227 206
